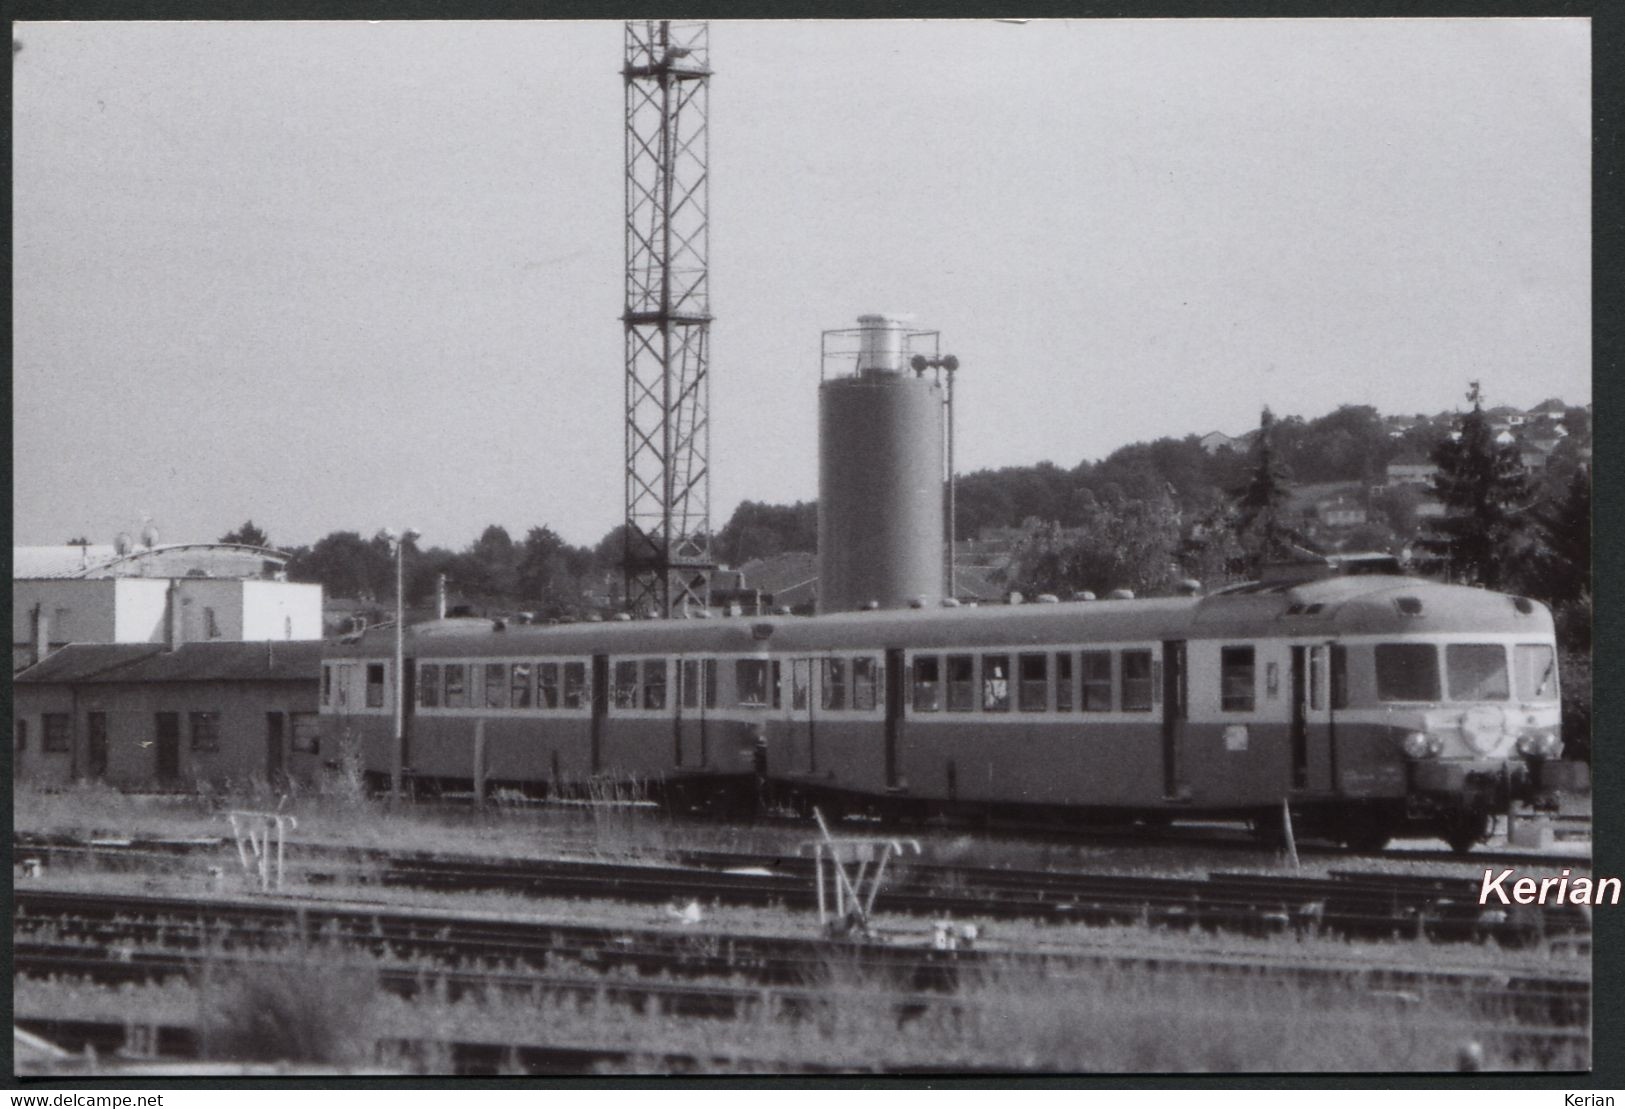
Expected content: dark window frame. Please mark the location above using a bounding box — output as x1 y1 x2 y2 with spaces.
419 663 441 708
189 711 221 752
913 655 942 712
365 662 386 709
1018 653 1048 712
1120 650 1154 712
981 654 1011 713
1081 650 1113 712
1220 646 1256 713
43 713 70 753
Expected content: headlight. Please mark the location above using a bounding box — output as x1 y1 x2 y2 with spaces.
1517 731 1561 758
1401 731 1434 759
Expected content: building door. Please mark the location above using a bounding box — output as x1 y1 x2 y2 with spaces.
884 647 905 791
1161 641 1187 799
155 712 180 780
590 655 609 774
87 712 108 779
266 712 286 782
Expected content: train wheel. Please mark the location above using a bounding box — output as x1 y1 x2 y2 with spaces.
1341 823 1394 853
1442 811 1493 855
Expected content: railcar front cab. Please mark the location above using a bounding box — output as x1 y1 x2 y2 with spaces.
1344 591 1586 852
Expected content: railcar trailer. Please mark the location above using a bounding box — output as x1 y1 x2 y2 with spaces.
319 574 1586 852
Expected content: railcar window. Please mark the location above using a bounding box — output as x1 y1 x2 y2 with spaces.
1330 645 1349 709
613 660 639 709
512 663 533 709
681 661 700 710
419 664 441 708
852 657 878 711
1515 644 1559 702
913 656 942 712
1374 644 1439 702
704 659 719 709
470 665 486 708
771 660 782 709
822 659 847 711
444 664 467 708
737 660 770 707
1081 651 1112 711
366 663 386 709
189 711 220 752
1220 647 1256 712
1121 650 1153 712
486 664 509 709
1055 653 1073 712
1308 649 1323 711
792 663 810 711
538 663 560 709
1019 654 1048 712
982 655 1011 713
947 655 975 712
1446 644 1509 702
43 713 70 752
643 659 668 710
562 662 587 709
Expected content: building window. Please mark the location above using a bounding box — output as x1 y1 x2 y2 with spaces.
736 660 769 707
946 655 975 712
15 718 27 752
486 663 509 709
562 662 588 709
444 664 467 708
1018 654 1048 712
366 663 386 709
1120 650 1153 712
512 663 533 709
821 658 847 711
614 660 640 709
851 657 878 711
1055 653 1073 712
913 656 942 712
981 654 1010 713
419 664 441 708
1221 646 1256 712
1081 651 1112 712
642 659 668 710
322 664 333 705
190 711 221 751
291 712 320 754
205 607 221 639
44 714 71 752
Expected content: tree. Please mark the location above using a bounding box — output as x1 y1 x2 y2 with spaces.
288 530 393 600
515 525 593 616
1006 496 1184 599
1232 406 1298 575
220 520 271 548
1416 383 1531 590
65 536 91 546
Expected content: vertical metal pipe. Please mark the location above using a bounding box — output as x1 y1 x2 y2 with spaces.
947 366 957 601
394 541 405 798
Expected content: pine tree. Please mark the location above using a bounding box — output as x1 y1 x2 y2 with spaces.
220 520 271 548
1417 382 1531 589
1233 406 1297 575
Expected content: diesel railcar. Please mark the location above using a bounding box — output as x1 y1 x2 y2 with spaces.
319 572 1583 852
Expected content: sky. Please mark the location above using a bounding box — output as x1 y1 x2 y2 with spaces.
12 18 1591 552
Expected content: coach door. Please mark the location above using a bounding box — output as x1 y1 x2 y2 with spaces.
590 654 609 774
884 648 905 791
786 658 817 774
1161 641 1188 799
1291 644 1334 793
155 712 180 780
674 658 709 769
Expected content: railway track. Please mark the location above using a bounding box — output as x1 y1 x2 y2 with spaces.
16 833 1593 946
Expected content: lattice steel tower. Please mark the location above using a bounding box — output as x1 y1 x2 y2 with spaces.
622 20 713 616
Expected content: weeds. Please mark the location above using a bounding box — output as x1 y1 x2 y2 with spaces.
193 945 382 1065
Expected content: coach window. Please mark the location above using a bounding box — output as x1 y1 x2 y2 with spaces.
1081 651 1112 711
1515 644 1558 702
1019 654 1048 712
771 661 783 709
642 659 668 710
737 659 770 707
1055 653 1073 712
946 655 975 712
1374 644 1439 702
703 659 719 709
1446 644 1509 702
613 660 639 709
481 660 507 702
562 662 588 709
1330 645 1349 709
681 661 700 710
537 662 559 708
1120 650 1153 712
363 661 384 708
852 657 878 711
982 655 1011 713
512 663 533 709
822 658 847 711
190 711 221 752
43 713 70 753
470 665 486 708
444 664 467 708
791 663 810 711
1308 648 1324 711
913 656 942 711
1220 647 1256 712
419 664 441 708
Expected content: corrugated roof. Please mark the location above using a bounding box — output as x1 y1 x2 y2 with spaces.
16 640 324 685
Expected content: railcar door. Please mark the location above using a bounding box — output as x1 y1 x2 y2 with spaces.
1291 644 1335 793
884 647 905 791
1161 641 1188 799
787 657 817 774
590 654 609 774
155 712 180 781
674 658 710 769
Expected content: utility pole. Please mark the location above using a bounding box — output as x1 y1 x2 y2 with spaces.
622 20 713 617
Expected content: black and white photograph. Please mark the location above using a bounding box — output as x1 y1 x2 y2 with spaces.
10 15 1600 1082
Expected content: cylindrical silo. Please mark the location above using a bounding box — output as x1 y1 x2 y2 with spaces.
818 315 945 614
